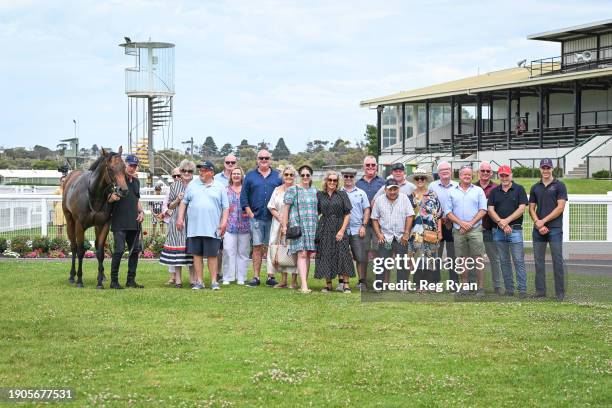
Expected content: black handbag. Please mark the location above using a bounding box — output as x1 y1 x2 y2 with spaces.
286 187 302 239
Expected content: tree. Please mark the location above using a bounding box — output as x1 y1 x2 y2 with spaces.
363 124 377 157
219 143 234 157
200 136 219 158
330 138 350 155
32 145 53 160
306 139 329 154
272 138 291 160
257 140 270 151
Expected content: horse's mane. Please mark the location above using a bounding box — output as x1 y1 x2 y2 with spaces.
88 152 117 171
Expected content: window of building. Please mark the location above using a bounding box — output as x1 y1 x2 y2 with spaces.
382 128 397 148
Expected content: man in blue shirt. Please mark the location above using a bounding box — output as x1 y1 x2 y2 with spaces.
177 161 229 290
445 165 487 296
240 149 282 287
356 156 386 259
341 168 371 292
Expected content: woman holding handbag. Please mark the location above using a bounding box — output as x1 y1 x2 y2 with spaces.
408 167 443 290
282 165 318 293
267 165 298 288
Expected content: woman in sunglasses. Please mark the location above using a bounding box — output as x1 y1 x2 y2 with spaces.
267 165 298 288
282 164 318 293
407 168 442 291
314 170 355 292
159 160 196 288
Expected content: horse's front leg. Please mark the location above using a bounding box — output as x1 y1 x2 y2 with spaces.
96 223 110 289
75 224 86 288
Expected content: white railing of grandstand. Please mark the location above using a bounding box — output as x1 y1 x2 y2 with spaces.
0 193 611 243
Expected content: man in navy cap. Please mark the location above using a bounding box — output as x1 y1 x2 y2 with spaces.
529 158 567 301
374 162 416 198
108 154 144 289
177 160 229 290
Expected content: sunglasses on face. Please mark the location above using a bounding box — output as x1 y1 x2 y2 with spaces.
258 157 271 161
327 178 338 183
300 173 311 178
181 169 194 174
172 174 181 179
343 175 355 179
225 161 236 165
480 170 492 173
283 173 295 177
414 176 426 181
364 163 376 168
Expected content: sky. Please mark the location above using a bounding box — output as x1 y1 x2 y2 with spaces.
1 0 610 154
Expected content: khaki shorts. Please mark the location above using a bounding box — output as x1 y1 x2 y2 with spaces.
452 225 485 259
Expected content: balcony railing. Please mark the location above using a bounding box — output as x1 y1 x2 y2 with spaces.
529 46 612 77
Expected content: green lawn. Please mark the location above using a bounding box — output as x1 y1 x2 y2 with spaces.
1 260 610 407
513 178 612 194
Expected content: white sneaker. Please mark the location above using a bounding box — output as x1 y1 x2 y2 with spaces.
237 281 245 285
211 281 220 291
222 281 231 286
336 282 344 292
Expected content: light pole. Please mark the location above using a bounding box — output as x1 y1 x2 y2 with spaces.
182 137 194 158
73 119 77 139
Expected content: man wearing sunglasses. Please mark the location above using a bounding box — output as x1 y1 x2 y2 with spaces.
475 161 502 294
215 154 238 187
240 149 282 287
529 158 567 301
341 168 371 292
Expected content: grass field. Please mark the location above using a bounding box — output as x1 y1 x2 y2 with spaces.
1 260 610 407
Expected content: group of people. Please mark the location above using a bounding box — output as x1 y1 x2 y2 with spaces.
107 151 567 300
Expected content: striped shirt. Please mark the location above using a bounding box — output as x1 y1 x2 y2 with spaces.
371 193 415 242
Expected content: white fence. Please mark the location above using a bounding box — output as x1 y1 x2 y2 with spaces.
0 193 611 243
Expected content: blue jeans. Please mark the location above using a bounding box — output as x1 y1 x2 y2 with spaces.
483 229 502 289
532 227 565 296
493 228 527 294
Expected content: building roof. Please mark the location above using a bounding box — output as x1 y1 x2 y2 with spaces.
0 170 63 178
360 65 612 108
528 19 612 42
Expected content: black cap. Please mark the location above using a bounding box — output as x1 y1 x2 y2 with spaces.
391 163 405 171
196 160 215 171
385 179 400 189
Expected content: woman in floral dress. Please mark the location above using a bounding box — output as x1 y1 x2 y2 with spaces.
407 168 442 289
282 165 318 293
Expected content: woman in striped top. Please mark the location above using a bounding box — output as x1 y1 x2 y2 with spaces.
159 159 195 288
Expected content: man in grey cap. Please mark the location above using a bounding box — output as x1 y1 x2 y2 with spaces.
374 162 416 198
341 167 371 292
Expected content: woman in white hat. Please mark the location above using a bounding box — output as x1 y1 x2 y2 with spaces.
408 168 442 291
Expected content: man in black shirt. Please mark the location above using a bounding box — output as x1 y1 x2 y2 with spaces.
487 165 528 297
529 158 568 301
108 154 145 289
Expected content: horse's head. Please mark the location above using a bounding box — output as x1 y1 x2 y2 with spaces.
102 146 129 198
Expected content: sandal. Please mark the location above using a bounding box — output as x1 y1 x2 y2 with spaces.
321 286 332 293
299 288 312 294
274 283 288 289
343 286 352 293
166 278 176 285
175 283 183 288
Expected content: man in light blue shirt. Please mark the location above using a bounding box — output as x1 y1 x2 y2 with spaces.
177 161 229 290
214 154 237 187
341 168 371 292
445 165 487 296
429 161 457 283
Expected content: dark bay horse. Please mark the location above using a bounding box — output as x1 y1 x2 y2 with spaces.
62 147 129 288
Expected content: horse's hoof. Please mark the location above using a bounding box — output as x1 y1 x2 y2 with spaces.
68 278 75 284
76 282 84 288
96 285 104 290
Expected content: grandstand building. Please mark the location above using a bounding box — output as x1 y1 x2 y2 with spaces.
360 20 612 177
